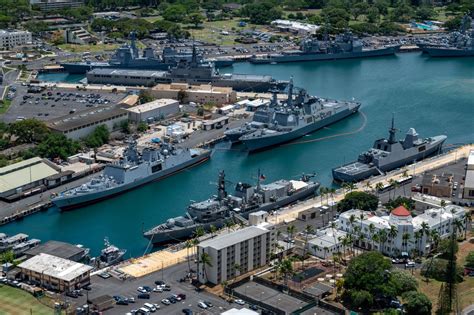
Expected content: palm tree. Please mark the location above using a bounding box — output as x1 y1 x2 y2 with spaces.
278 258 294 286
388 179 396 200
286 224 296 250
329 188 336 203
194 226 205 239
232 263 241 279
365 181 372 192
402 232 411 255
368 223 376 250
225 220 235 232
388 225 398 256
323 246 329 261
302 225 314 270
330 221 338 249
209 225 217 237
375 182 384 197
347 182 356 192
378 229 388 254
185 239 193 273
311 244 320 258
199 252 213 283
413 230 422 257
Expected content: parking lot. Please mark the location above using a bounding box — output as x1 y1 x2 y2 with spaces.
2 83 126 123
72 262 250 315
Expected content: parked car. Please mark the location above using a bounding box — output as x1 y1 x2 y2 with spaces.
138 293 150 299
235 299 245 305
161 299 171 305
182 308 193 315
198 301 208 309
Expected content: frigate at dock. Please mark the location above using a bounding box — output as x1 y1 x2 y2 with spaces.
332 117 447 182
143 171 319 245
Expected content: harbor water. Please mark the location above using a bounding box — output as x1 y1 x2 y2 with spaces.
3 52 474 257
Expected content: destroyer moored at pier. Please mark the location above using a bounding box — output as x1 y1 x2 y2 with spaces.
332 117 447 182
250 31 400 64
143 171 319 245
52 141 211 210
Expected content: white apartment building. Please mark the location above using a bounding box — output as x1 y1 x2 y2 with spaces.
0 30 32 50
337 205 467 257
464 150 474 199
308 228 348 259
197 225 274 285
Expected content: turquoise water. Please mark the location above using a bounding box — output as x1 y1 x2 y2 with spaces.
2 52 473 257
37 72 85 83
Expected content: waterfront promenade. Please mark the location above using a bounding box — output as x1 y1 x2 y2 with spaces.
116 144 473 278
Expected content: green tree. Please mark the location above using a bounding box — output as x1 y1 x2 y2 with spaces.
343 252 394 309
402 291 431 315
163 4 187 22
84 125 109 148
199 252 213 283
137 122 148 133
337 191 379 213
366 7 380 23
139 90 154 104
188 12 204 28
391 269 418 295
36 133 81 160
9 119 49 143
120 120 130 134
465 251 474 268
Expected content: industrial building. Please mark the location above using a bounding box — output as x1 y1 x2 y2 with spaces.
30 0 84 11
87 68 166 87
25 240 87 262
0 157 60 200
151 83 237 105
271 19 320 35
421 173 454 197
197 225 274 285
47 105 128 140
126 99 179 123
64 28 98 45
337 205 467 256
201 116 229 131
18 253 93 292
464 150 474 199
0 30 32 50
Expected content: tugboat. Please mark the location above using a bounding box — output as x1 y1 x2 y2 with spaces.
332 116 447 182
52 140 211 210
97 237 126 267
250 30 400 64
143 170 320 245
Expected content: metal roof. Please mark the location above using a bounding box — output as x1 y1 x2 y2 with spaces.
47 105 127 132
19 253 93 282
126 99 178 113
25 240 85 260
199 226 269 250
88 68 167 77
0 157 59 193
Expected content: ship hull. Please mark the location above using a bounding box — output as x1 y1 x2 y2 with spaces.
332 139 445 182
61 62 173 74
250 46 400 64
53 151 211 210
422 47 474 57
144 182 320 245
241 105 360 152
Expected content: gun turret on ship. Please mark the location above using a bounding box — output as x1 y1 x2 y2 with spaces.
332 116 447 182
143 170 319 245
52 140 211 210
238 78 361 152
250 30 400 64
420 14 474 57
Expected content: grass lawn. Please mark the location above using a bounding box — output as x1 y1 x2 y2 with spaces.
58 43 119 53
0 285 54 315
413 233 474 312
0 99 12 115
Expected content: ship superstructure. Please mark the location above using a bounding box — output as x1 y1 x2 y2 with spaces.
332 117 447 182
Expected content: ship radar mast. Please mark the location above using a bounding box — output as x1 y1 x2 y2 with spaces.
287 77 294 107
388 113 398 144
217 170 227 200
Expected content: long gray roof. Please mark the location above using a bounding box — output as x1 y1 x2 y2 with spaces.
199 226 269 250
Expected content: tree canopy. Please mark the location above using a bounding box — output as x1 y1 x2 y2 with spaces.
9 119 50 144
337 191 379 212
84 125 110 148
36 133 81 160
402 291 432 315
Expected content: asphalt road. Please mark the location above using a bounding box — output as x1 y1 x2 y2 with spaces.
71 262 249 315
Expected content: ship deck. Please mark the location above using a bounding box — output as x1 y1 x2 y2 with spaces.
334 161 372 175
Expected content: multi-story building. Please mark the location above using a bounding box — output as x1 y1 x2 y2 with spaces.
464 150 474 199
0 30 32 50
30 0 84 11
421 173 453 197
18 253 93 292
337 205 467 257
197 225 274 284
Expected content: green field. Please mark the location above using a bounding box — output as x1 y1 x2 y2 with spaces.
0 285 54 315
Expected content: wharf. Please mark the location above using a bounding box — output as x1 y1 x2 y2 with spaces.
399 45 422 52
115 144 473 279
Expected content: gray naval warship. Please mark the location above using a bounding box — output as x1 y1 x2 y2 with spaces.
332 117 447 182
250 31 400 64
61 32 232 74
420 15 474 57
143 170 319 245
238 79 361 152
52 141 210 210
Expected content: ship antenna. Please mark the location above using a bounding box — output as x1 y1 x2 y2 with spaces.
218 170 227 200
287 76 294 107
388 113 398 144
191 37 198 66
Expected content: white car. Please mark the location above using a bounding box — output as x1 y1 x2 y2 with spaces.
137 287 147 293
198 301 208 309
161 299 171 305
153 287 163 293
235 299 245 305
